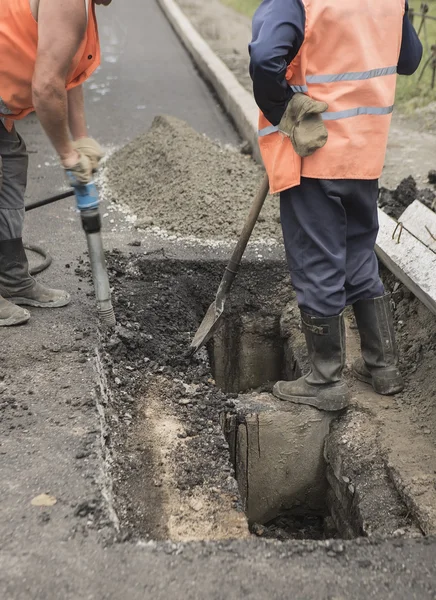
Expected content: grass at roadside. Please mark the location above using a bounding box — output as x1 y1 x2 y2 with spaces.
396 0 436 110
222 0 436 109
221 0 258 17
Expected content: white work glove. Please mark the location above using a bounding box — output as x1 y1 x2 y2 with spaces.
72 137 104 173
63 151 93 185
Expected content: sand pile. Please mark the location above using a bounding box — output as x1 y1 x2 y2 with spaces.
104 115 282 241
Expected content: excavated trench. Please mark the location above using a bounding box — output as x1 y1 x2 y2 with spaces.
99 252 424 543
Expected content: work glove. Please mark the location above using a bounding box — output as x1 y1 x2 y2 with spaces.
72 137 104 173
279 93 329 158
63 151 93 186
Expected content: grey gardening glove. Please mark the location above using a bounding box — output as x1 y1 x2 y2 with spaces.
279 93 329 158
72 137 104 173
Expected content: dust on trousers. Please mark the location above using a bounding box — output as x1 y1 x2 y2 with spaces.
280 177 385 317
0 121 28 241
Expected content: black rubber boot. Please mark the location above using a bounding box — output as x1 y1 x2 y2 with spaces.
352 295 404 395
273 312 351 411
0 239 70 308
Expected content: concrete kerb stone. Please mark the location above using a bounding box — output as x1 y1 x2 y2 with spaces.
157 0 261 162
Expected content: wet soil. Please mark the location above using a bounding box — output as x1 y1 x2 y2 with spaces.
99 248 436 543
252 513 333 542
104 115 281 242
383 269 436 438
379 176 436 220
100 251 292 540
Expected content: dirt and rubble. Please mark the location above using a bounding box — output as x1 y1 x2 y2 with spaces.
95 248 436 545
104 115 281 242
384 270 436 435
100 252 292 540
379 175 436 219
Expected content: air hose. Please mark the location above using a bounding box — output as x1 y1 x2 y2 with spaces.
25 190 72 275
26 244 53 276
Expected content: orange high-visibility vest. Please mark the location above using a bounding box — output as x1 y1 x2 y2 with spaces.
0 0 100 131
258 0 405 194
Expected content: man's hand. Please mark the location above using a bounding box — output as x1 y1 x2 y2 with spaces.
63 151 93 185
72 138 104 172
279 93 329 158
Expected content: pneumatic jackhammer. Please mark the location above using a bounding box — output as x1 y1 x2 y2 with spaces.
69 178 116 328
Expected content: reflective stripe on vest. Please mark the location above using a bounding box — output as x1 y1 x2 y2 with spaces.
306 66 397 84
322 105 394 121
258 105 394 136
258 65 397 137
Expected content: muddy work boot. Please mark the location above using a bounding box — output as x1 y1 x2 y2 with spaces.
273 312 351 411
352 295 404 395
0 295 30 326
0 239 70 308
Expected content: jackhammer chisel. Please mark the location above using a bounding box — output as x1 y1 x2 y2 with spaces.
69 178 116 328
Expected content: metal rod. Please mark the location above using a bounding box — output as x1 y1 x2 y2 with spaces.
25 190 75 212
86 231 116 328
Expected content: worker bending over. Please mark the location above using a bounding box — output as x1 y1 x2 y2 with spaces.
0 0 112 327
250 0 422 410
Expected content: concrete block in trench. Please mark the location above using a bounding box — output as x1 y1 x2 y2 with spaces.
222 393 336 524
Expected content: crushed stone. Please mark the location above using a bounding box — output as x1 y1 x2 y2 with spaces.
104 115 282 241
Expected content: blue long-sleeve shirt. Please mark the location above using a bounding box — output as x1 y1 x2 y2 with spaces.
249 0 423 125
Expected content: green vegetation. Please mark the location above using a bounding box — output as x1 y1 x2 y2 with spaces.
222 0 436 109
221 0 259 17
396 0 436 109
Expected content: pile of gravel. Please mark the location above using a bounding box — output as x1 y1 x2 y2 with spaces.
104 115 282 241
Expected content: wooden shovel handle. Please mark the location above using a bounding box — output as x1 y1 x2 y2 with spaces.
220 173 270 295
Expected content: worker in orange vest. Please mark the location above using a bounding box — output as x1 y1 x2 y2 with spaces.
0 0 112 327
250 0 422 410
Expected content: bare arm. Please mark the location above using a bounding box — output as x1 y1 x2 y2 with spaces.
68 85 88 140
32 0 87 168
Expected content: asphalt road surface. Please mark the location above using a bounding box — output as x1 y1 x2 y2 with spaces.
1 2 436 599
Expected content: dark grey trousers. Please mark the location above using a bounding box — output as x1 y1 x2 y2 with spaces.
280 177 384 317
0 122 28 241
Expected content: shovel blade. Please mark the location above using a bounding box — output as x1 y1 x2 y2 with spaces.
190 299 225 354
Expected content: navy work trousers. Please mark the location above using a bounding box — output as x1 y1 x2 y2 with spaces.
280 177 384 317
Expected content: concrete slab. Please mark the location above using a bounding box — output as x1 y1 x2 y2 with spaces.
223 393 334 524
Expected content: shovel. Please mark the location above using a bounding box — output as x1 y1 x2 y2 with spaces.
189 173 270 354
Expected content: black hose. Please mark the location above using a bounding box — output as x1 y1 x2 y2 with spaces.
25 190 75 212
24 190 74 275
25 244 53 276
